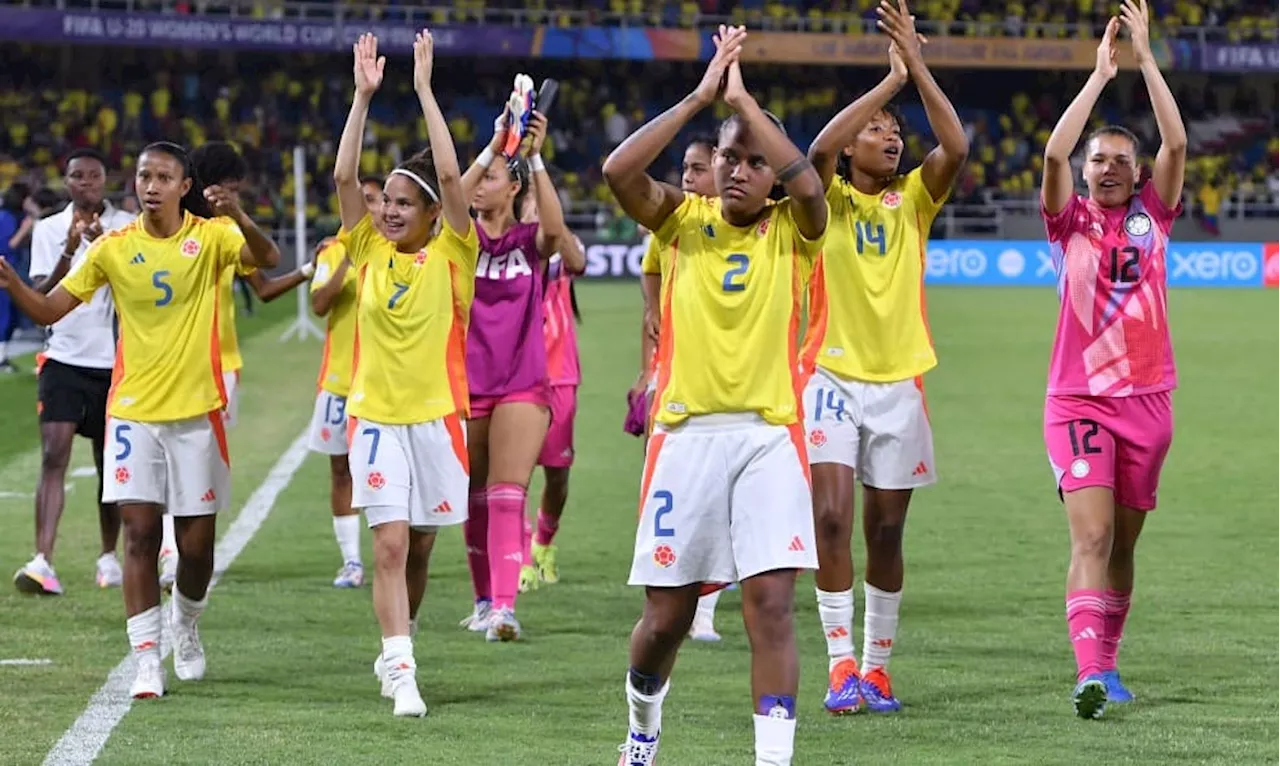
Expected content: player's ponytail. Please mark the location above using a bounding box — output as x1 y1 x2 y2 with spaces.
568 280 582 325
142 141 213 218
507 156 532 222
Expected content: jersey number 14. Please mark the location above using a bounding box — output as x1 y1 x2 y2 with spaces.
855 222 886 256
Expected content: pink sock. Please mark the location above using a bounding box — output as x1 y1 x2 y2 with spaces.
534 508 560 547
522 513 534 566
1066 589 1107 682
486 482 527 611
1100 589 1132 671
464 490 490 603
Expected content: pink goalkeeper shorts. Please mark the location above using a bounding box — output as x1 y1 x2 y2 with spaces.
537 385 577 468
469 381 552 420
1043 391 1173 512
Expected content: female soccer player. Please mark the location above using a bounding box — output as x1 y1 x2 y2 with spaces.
1040 1 1184 720
308 176 384 589
14 148 135 596
334 31 478 717
521 197 584 591
454 93 579 642
800 0 966 715
0 140 279 700
605 25 826 766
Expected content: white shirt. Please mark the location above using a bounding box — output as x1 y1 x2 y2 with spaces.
30 201 136 369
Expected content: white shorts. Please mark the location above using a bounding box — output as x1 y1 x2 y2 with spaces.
221 370 240 429
307 390 349 456
103 414 231 515
802 367 937 489
348 414 469 531
628 414 817 587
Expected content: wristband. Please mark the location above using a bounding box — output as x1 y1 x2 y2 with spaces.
61 251 75 261
529 155 546 174
477 146 496 168
300 261 315 278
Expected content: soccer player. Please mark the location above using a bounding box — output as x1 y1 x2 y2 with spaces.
335 31 477 717
1040 2 1184 719
0 140 280 699
308 175 384 589
455 92 579 642
605 25 826 766
155 141 316 590
13 148 135 595
799 1 967 715
522 198 584 591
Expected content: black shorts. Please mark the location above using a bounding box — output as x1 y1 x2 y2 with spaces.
38 358 112 441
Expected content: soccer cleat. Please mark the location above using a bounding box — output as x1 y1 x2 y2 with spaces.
170 601 206 681
518 564 540 593
617 730 660 766
96 553 123 589
1073 674 1108 719
824 658 864 715
532 542 559 584
13 554 63 595
1101 669 1134 703
687 614 720 643
860 667 902 713
372 654 394 699
130 657 166 699
485 607 522 643
386 661 427 717
333 561 365 589
459 600 493 632
158 548 178 593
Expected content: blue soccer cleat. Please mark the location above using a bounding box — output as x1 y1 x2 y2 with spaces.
823 658 864 715
1101 669 1134 703
1073 674 1108 719
860 667 902 713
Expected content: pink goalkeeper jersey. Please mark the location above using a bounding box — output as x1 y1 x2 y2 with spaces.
543 246 581 386
467 221 547 397
1042 183 1182 398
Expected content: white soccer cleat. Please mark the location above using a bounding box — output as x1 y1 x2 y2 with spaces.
96 553 123 589
170 602 206 681
384 660 427 717
333 561 364 588
688 614 721 643
130 657 166 699
372 654 394 699
13 553 63 595
459 600 493 633
158 548 178 593
485 607 522 643
617 730 661 766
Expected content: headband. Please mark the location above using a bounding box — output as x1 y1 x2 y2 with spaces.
389 168 440 204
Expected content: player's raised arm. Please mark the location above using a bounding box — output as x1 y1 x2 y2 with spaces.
1122 0 1186 209
204 184 281 270
809 47 909 189
877 0 967 200
603 26 746 231
0 256 81 326
335 33 385 234
524 112 573 265
412 30 469 236
1043 18 1119 215
721 49 826 238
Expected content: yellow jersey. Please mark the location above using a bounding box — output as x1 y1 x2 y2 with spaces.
61 211 246 422
217 253 256 373
310 239 359 397
802 169 945 383
650 193 826 427
640 233 662 275
341 214 479 424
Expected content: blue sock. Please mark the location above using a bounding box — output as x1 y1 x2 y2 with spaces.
629 667 664 696
757 694 796 719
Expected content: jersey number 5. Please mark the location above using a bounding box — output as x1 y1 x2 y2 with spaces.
855 222 886 256
152 271 174 307
722 253 749 292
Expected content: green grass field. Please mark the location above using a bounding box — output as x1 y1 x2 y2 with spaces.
0 284 1275 766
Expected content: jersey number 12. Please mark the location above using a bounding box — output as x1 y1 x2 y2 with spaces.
1108 246 1140 283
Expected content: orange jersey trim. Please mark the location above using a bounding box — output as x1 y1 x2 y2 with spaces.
443 412 469 473
445 261 470 419
799 253 829 379
649 236 679 424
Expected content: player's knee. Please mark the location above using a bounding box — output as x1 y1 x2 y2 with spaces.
123 519 162 559
372 529 409 568
406 531 434 569
330 457 351 484
544 468 570 499
39 441 72 474
814 503 852 546
865 517 905 555
743 581 795 647
1070 525 1112 563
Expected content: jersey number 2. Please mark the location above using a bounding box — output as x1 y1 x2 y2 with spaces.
722 253 749 292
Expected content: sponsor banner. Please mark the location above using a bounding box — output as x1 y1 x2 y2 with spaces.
578 234 1270 287
1264 243 1279 289
0 8 534 55
1200 42 1280 73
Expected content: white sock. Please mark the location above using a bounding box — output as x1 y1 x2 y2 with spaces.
0 340 8 361
161 514 177 554
862 583 902 671
816 587 855 668
753 714 796 766
333 515 362 564
381 635 415 678
173 587 207 629
126 606 163 661
695 590 721 621
625 675 669 737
